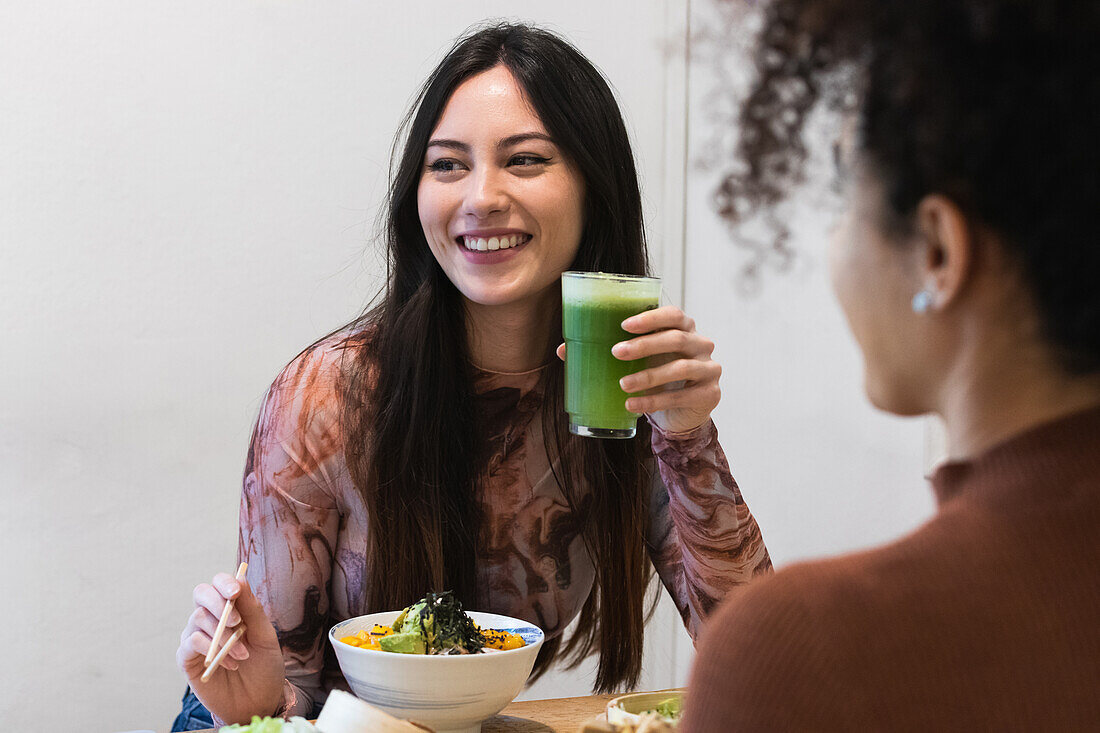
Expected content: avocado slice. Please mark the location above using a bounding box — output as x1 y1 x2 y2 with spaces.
379 631 426 654
400 601 430 634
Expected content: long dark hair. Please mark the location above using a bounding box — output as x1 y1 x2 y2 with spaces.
336 22 654 692
722 0 1100 374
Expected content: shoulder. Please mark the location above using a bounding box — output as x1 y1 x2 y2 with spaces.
267 329 370 399
684 557 866 729
699 556 865 656
687 513 985 727
704 508 986 643
244 329 373 501
259 329 372 433
686 549 902 730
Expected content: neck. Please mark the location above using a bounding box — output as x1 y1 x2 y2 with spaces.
463 290 559 373
938 333 1100 459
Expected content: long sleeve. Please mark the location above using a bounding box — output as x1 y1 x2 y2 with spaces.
646 418 772 637
234 347 347 718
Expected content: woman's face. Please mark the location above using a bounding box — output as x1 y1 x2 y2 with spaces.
829 168 935 415
417 65 586 310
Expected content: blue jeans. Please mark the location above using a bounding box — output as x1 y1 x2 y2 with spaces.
171 687 214 731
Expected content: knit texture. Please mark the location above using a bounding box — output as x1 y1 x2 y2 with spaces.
683 406 1100 731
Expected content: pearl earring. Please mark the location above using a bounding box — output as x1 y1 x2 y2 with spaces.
911 289 934 314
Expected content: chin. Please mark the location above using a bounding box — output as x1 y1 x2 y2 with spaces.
863 373 929 417
458 287 517 307
453 272 557 309
454 283 526 308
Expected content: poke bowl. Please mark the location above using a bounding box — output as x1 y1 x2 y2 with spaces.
329 596 544 733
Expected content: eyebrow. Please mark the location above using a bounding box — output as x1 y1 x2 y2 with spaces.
426 132 556 152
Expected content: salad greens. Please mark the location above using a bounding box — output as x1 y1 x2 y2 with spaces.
640 695 683 721
654 696 682 719
218 715 317 732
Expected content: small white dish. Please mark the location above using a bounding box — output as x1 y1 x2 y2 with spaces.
316 689 429 732
329 610 544 733
606 688 686 727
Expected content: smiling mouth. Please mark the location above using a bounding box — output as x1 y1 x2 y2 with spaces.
457 234 532 252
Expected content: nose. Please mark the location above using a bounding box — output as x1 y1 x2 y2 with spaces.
462 166 509 219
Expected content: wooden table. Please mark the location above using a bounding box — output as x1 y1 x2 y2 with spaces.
193 694 615 733
482 694 614 732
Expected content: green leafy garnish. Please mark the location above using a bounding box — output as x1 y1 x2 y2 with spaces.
418 590 485 654
218 716 317 732
638 696 683 721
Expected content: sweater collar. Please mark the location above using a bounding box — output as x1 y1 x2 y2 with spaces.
471 364 547 398
930 405 1100 507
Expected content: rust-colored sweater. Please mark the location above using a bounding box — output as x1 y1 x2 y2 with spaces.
684 406 1100 731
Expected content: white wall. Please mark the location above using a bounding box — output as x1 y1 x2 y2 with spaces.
0 2 688 730
0 1 936 730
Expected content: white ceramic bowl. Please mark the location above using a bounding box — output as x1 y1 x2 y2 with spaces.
329 610 544 733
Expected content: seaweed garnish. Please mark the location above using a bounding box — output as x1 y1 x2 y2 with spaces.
417 590 486 654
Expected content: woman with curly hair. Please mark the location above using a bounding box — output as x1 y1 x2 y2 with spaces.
685 1 1100 729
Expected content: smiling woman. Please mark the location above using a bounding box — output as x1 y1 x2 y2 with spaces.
170 22 771 730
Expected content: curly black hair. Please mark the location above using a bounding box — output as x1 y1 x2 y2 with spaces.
723 0 1100 373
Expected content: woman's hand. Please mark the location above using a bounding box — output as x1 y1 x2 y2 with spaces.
176 573 286 724
556 305 722 434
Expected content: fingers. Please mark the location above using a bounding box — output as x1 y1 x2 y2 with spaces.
177 629 209 676
212 572 242 601
199 572 263 628
625 382 722 416
613 329 715 362
183 607 251 661
180 576 254 682
621 305 694 335
182 606 219 642
228 578 268 629
620 358 722 395
226 578 282 653
178 629 244 678
193 582 242 628
201 626 249 683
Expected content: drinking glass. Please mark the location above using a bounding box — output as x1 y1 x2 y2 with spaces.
562 271 661 438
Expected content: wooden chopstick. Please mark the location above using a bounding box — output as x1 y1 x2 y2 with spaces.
200 624 247 683
204 561 248 667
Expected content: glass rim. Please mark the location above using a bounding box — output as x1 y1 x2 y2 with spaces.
561 271 661 284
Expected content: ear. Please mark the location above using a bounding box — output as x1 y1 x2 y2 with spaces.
914 194 974 310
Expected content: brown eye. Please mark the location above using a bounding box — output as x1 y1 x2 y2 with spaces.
428 159 464 173
509 154 550 167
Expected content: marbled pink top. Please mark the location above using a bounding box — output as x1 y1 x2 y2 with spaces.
235 333 771 717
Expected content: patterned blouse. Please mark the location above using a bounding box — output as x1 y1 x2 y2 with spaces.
234 332 772 718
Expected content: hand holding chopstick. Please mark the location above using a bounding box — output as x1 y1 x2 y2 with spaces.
177 561 287 723
201 624 247 682
203 562 249 672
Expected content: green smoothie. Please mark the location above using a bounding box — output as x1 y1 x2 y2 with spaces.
562 272 661 438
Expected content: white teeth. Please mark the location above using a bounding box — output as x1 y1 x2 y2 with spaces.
462 235 528 251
